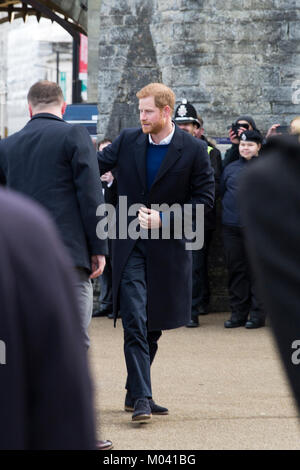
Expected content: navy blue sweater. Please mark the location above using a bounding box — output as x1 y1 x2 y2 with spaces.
146 143 169 190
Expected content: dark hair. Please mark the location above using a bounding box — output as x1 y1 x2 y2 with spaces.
197 114 204 128
27 80 64 107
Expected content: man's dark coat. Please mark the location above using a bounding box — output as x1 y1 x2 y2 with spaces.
102 179 118 208
239 135 300 411
0 189 96 449
98 125 215 331
0 113 108 270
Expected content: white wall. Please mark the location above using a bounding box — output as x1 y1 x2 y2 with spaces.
1 16 72 135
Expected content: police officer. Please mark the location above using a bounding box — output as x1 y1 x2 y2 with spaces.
174 100 221 327
173 99 201 136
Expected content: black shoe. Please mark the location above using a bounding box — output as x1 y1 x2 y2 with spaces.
224 318 247 328
198 304 209 315
186 315 199 328
132 398 152 422
93 307 113 317
245 319 265 329
149 399 169 415
124 392 135 411
92 309 108 317
125 393 168 415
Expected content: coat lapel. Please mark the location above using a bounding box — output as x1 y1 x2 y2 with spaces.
134 132 148 191
134 125 184 192
150 125 183 190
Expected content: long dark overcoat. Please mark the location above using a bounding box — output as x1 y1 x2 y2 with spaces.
239 135 300 412
0 113 108 270
0 189 96 449
98 125 215 331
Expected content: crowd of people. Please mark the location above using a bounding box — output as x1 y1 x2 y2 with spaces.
1 79 300 449
172 107 268 330
125 101 298 331
93 105 269 330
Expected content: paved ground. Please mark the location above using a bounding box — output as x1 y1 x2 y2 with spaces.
88 312 300 450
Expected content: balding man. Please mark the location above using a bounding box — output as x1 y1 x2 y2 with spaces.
0 80 108 350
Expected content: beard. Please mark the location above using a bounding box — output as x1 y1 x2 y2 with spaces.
141 116 165 135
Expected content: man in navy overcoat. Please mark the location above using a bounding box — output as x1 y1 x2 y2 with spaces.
98 83 215 421
0 80 108 349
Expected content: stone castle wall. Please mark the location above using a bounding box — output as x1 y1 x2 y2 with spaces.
97 0 300 140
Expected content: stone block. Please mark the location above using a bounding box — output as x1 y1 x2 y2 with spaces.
278 39 300 55
171 52 218 67
172 22 202 41
272 102 300 115
273 0 299 10
173 85 212 104
98 56 128 70
178 0 205 11
280 66 300 83
156 9 189 24
103 0 132 15
99 15 124 26
170 67 201 86
98 69 123 87
99 27 134 46
262 86 294 104
156 0 181 12
98 44 119 58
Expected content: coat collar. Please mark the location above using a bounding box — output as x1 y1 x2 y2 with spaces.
30 113 64 122
134 124 184 191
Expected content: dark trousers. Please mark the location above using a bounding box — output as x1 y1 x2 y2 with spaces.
222 225 265 321
192 229 213 315
98 256 113 312
120 239 162 400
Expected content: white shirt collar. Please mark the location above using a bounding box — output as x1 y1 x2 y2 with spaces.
148 123 175 145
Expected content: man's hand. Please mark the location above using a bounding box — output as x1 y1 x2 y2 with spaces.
237 127 248 138
100 171 114 184
229 128 240 144
266 123 280 138
229 127 248 144
138 207 162 229
90 255 106 279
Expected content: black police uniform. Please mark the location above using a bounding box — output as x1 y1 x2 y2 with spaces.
174 100 221 327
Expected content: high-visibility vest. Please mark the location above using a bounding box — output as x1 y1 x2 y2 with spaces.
207 145 213 155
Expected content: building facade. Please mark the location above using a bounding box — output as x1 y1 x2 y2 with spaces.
0 17 72 136
96 0 300 140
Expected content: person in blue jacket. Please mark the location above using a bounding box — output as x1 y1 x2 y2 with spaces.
221 130 266 329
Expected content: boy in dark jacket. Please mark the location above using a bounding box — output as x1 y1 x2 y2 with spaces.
221 130 266 329
223 115 257 168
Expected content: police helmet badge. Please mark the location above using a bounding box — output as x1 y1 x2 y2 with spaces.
177 104 187 117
